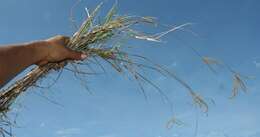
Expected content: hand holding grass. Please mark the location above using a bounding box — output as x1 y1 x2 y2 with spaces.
36 35 87 66
0 35 87 87
0 3 250 137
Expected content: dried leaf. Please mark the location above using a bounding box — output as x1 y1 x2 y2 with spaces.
166 116 184 129
230 73 248 98
202 56 222 73
191 91 209 113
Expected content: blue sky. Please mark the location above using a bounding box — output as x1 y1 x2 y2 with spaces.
0 0 260 137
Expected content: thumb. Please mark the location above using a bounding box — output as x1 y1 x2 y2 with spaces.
67 50 87 60
36 60 48 67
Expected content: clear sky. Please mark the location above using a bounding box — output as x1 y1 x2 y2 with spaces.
0 0 259 137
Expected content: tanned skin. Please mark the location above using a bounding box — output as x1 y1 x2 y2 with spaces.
0 35 87 87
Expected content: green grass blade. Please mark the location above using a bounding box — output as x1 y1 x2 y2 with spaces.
79 2 104 35
104 2 117 24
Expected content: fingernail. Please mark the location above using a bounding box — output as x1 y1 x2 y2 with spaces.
81 54 87 59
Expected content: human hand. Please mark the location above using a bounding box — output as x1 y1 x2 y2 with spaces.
36 35 87 66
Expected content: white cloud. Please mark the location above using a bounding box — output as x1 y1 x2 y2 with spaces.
98 134 117 137
205 131 226 137
194 131 227 137
172 134 180 137
170 61 178 67
56 128 81 136
40 122 45 127
253 61 260 68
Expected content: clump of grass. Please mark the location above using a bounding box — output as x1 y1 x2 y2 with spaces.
0 3 204 135
0 2 251 136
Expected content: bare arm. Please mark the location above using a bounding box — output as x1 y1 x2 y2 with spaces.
0 35 87 87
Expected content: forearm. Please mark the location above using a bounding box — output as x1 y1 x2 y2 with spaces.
0 41 46 87
0 35 84 88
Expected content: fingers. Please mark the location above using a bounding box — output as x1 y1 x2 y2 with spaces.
45 35 87 62
62 36 71 45
36 60 48 67
67 50 87 60
55 35 70 46
47 35 71 46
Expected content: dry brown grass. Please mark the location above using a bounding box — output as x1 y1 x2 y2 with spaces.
0 2 251 136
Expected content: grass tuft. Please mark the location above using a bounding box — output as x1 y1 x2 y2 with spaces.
0 2 252 136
